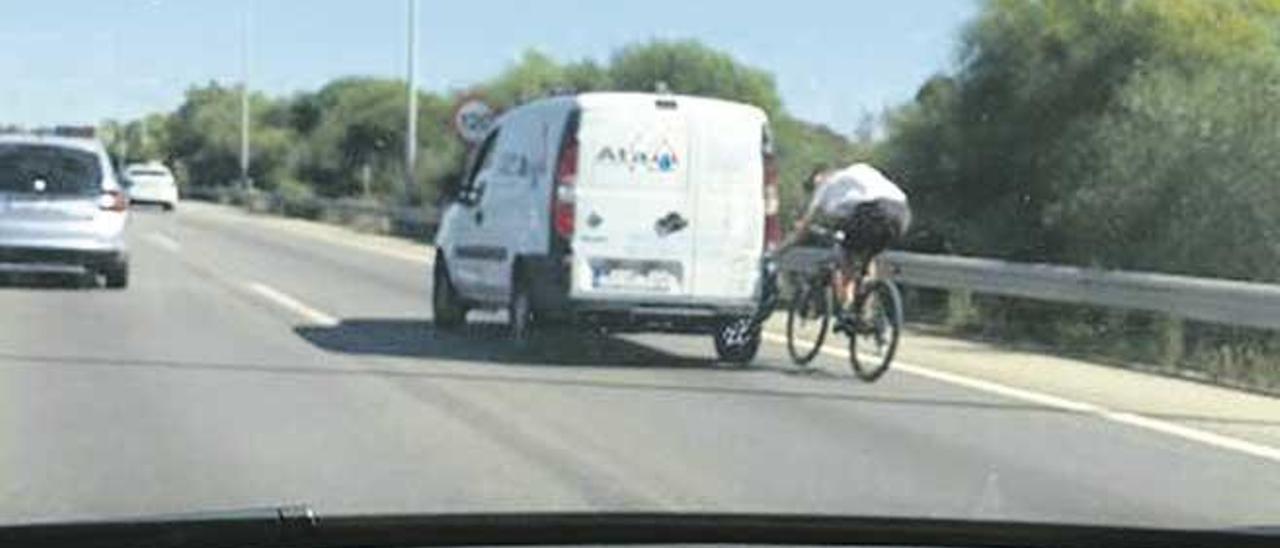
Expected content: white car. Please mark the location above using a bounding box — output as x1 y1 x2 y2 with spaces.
433 92 779 363
124 162 179 211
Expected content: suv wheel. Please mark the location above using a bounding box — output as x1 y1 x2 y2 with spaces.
103 263 129 290
432 258 467 329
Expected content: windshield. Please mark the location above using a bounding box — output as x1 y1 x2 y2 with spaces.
0 144 100 195
1 0 1278 540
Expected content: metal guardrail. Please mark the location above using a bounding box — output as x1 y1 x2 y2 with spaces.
188 186 1280 332
183 186 438 237
882 251 1280 331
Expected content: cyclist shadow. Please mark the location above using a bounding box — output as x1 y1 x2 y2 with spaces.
780 366 846 380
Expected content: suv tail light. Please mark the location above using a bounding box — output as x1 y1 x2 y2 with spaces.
553 134 578 239
98 189 129 212
763 136 781 251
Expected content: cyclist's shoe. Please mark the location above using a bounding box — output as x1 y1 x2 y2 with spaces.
833 315 856 336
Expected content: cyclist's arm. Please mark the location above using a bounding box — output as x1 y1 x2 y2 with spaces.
777 212 815 253
778 185 827 253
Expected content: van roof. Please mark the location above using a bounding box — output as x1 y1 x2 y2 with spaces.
516 92 768 121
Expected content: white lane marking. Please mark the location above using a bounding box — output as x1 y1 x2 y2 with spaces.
245 281 339 327
760 331 1280 464
1100 411 1280 463
892 361 1104 413
144 233 181 253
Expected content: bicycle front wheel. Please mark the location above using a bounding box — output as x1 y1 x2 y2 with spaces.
849 279 903 382
786 280 833 366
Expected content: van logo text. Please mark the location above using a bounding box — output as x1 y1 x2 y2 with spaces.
594 145 680 173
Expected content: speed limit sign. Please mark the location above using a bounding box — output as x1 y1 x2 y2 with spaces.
452 97 495 145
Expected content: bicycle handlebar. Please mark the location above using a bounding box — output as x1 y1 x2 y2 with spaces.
806 225 846 244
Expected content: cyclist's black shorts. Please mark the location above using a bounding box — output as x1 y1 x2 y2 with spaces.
834 199 911 265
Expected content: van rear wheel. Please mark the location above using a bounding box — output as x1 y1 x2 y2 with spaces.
508 276 535 346
714 317 761 365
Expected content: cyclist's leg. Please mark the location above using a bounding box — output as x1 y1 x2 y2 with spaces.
836 205 875 309
847 202 897 322
839 249 859 307
831 215 864 334
861 200 911 330
832 254 857 308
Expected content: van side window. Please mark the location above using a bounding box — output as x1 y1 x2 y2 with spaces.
477 131 501 174
487 117 531 183
463 129 500 195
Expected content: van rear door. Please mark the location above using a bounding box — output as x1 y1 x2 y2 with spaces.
572 102 693 299
687 105 765 301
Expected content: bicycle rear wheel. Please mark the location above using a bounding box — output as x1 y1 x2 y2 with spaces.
849 279 903 382
786 280 833 366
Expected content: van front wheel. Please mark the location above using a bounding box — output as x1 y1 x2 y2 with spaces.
433 259 467 329
714 317 761 365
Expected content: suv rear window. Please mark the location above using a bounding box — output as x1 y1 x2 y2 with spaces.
0 144 101 195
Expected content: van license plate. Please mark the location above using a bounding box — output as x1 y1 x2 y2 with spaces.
589 259 682 293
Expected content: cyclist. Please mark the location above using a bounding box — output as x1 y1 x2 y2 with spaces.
778 162 911 334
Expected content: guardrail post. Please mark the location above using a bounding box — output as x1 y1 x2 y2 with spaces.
1156 313 1185 367
946 289 976 329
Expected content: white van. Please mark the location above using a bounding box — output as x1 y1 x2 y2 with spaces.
433 92 781 363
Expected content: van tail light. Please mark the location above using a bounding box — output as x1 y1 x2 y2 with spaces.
98 189 129 212
763 150 782 251
553 135 578 239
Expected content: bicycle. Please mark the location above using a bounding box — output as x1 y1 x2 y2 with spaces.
778 227 903 382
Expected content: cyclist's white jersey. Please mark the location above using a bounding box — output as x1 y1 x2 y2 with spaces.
806 163 908 219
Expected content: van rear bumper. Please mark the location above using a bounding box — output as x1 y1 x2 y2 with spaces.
570 301 754 335
522 255 755 334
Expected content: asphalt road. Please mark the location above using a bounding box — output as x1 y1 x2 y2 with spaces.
0 203 1277 530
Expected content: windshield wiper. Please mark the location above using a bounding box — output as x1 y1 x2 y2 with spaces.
0 508 1273 548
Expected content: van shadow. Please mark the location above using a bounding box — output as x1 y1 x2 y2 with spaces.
294 318 728 369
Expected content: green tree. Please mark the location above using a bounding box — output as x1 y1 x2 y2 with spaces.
111 40 858 214
608 39 783 116
1048 60 1280 281
773 116 864 224
291 78 457 201
878 0 1280 275
166 82 293 189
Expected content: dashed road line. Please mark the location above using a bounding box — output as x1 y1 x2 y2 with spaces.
245 281 340 327
144 233 182 253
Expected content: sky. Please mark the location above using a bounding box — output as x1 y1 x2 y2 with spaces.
0 0 977 134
